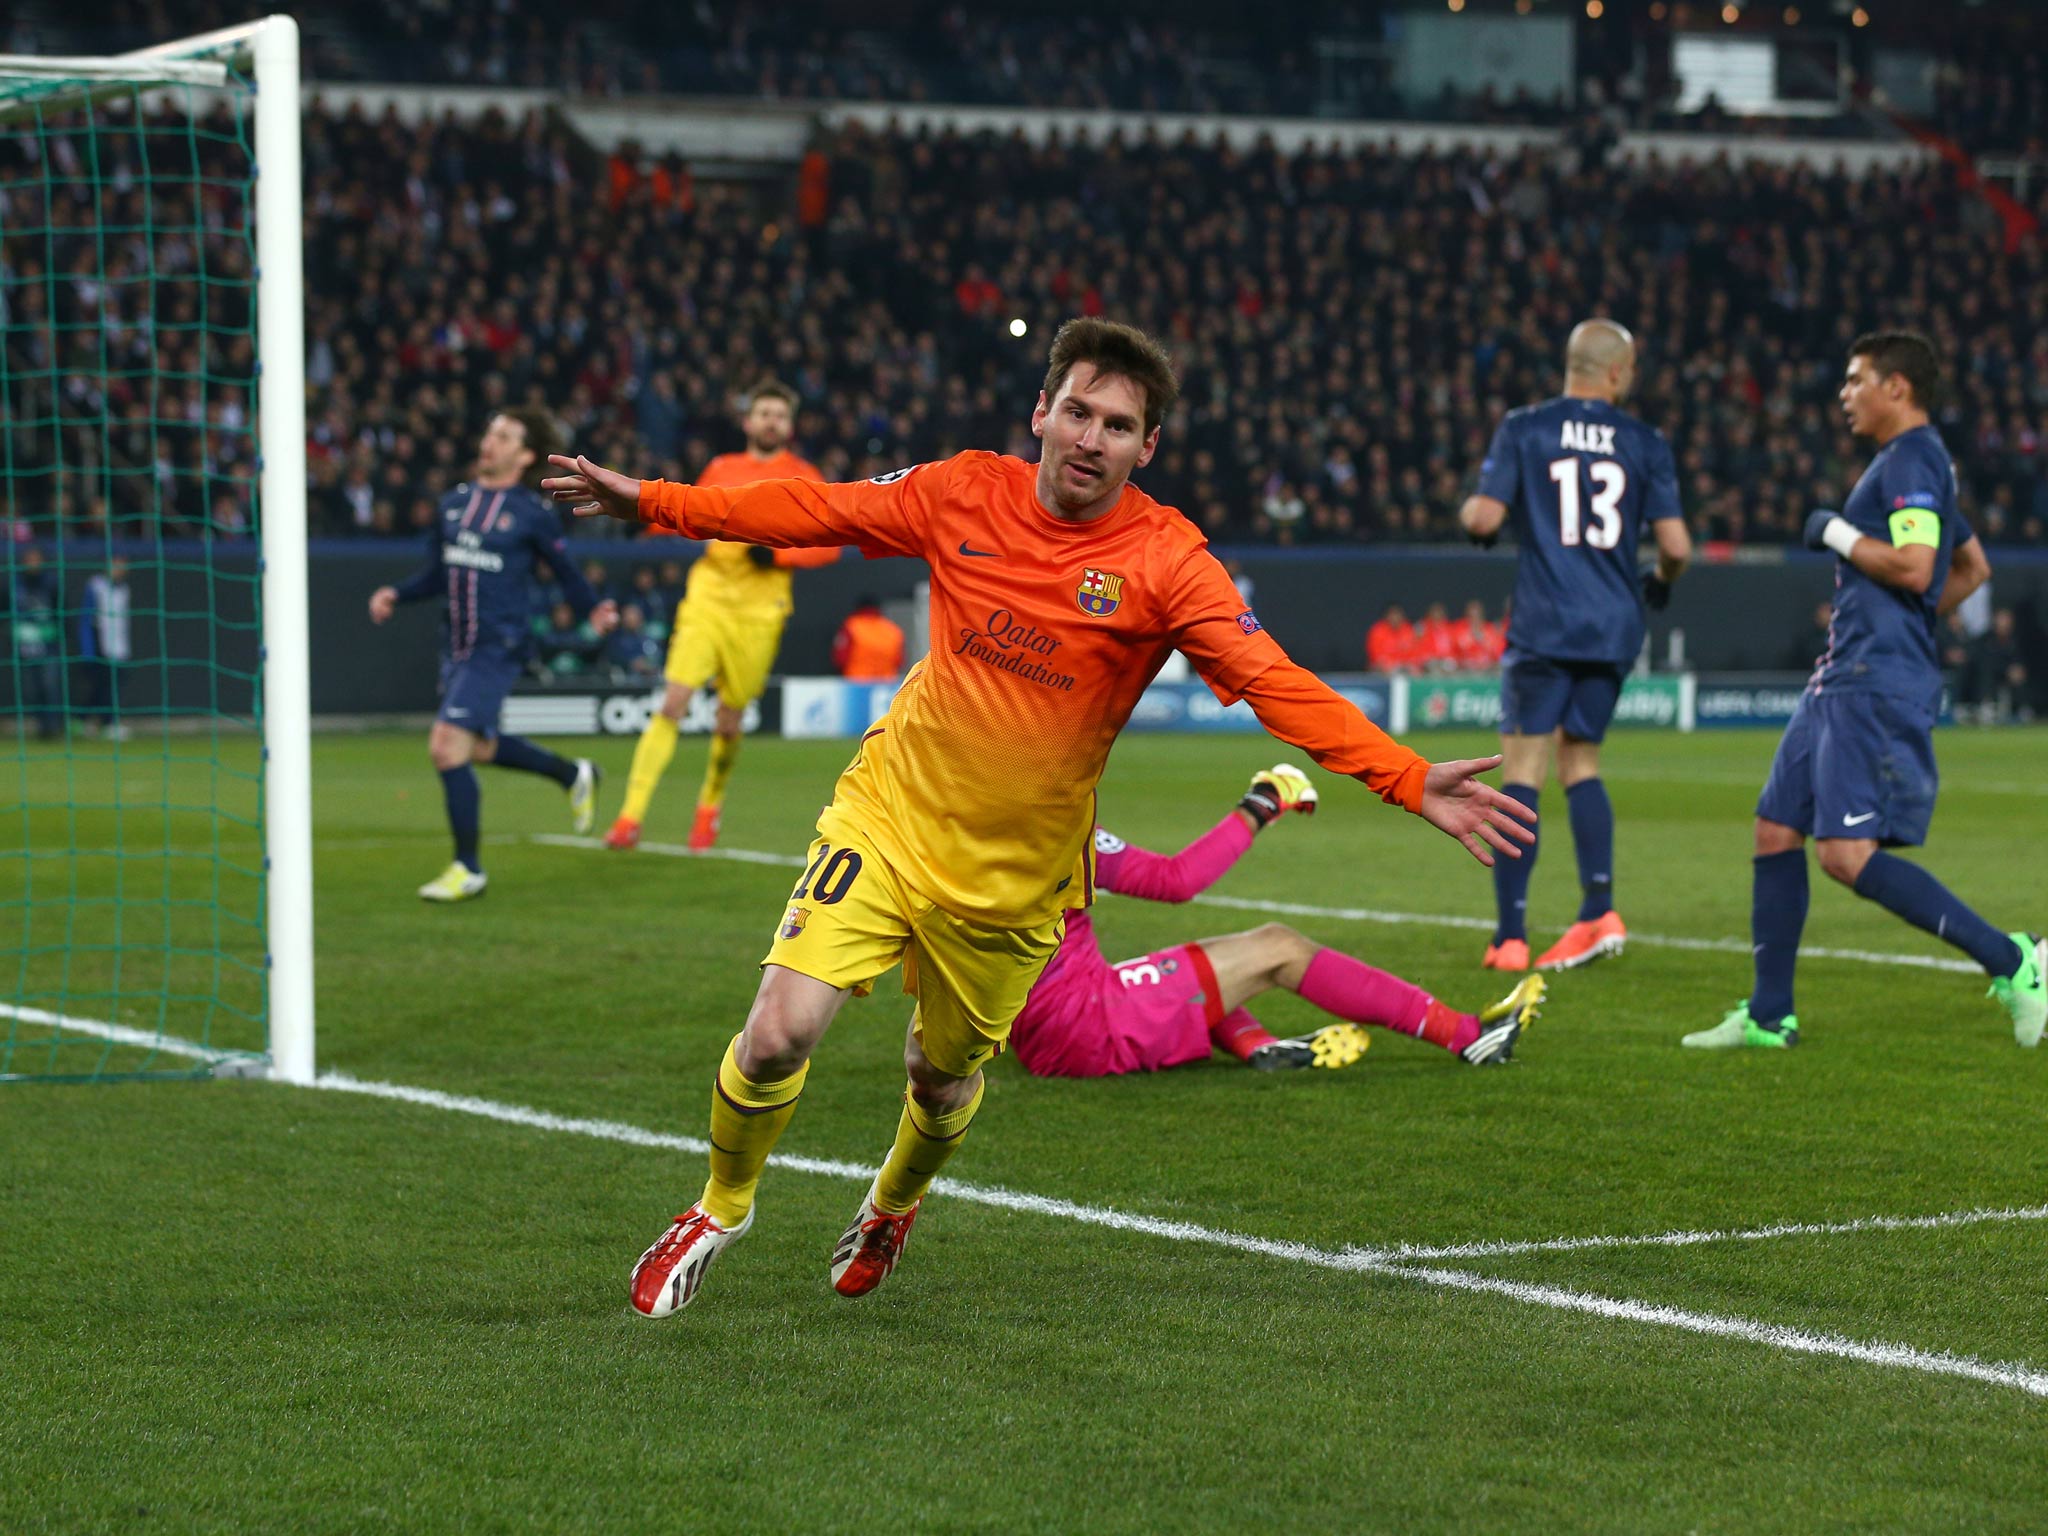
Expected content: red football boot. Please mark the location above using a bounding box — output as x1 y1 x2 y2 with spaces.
629 1203 752 1318
687 805 721 851
830 1194 920 1298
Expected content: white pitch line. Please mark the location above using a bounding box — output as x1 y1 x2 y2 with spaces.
30 1011 2048 1397
1354 1202 2048 1264
1389 1262 2048 1398
529 835 1982 976
21 998 2032 1267
1185 891 1981 975
308 1071 2048 1400
527 832 804 867
0 1002 255 1064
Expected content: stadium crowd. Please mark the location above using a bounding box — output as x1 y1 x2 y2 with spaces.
1366 601 1507 673
6 99 2048 550
293 109 2048 548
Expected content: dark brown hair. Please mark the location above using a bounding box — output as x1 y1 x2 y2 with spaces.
1850 330 1941 412
1042 318 1179 436
747 376 800 412
497 407 564 484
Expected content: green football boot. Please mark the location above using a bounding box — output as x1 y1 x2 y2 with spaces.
1681 1001 1798 1050
1988 933 2048 1048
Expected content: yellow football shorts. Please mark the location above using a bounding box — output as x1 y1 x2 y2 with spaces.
762 812 1065 1077
664 606 784 709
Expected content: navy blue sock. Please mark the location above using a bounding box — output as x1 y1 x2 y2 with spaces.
1853 851 2021 979
1749 848 1808 1026
1491 783 1541 943
491 734 577 788
439 764 481 873
1566 777 1615 921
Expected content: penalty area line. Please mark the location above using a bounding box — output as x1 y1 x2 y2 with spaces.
31 1009 2048 1397
1354 1201 2048 1264
298 1074 2048 1401
530 834 1981 976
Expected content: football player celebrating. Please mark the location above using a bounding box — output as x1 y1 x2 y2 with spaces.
546 318 1535 1316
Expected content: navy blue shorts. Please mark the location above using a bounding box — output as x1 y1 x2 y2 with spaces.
437 648 523 737
1755 689 1938 847
1499 651 1626 743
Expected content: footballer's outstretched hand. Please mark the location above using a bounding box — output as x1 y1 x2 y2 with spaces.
1240 763 1318 829
543 454 643 523
589 599 620 636
1416 754 1538 867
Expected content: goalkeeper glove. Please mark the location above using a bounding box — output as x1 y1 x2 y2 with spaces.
1239 763 1318 829
1641 571 1672 611
747 544 777 569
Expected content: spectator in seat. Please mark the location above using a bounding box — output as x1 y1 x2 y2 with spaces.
608 602 665 682
1365 603 1417 673
628 564 671 639
833 594 906 682
1415 602 1459 673
1453 599 1500 672
538 600 601 679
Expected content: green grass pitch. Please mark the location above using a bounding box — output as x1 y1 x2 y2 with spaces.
5 726 2047 1533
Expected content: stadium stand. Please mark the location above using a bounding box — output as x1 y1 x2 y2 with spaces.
11 100 2042 548
6 0 2047 551
36 0 2040 146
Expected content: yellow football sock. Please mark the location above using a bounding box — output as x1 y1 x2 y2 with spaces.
697 732 741 810
620 713 678 824
872 1074 985 1214
699 1034 808 1228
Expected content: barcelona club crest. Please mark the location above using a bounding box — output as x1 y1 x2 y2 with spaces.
1076 567 1125 618
780 905 810 940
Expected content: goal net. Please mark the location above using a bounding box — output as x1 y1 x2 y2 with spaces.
0 18 311 1083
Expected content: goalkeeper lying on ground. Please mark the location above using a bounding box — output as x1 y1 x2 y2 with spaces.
1009 766 1547 1077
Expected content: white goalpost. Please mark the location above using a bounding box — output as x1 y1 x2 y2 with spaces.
0 16 313 1084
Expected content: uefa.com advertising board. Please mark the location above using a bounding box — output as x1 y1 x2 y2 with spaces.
500 670 1957 740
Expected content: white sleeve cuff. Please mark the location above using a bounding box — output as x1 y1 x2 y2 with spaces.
1820 517 1862 560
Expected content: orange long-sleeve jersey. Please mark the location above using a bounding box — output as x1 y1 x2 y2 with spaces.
640 450 1428 925
678 450 839 620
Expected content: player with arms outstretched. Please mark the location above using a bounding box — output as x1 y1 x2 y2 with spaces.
545 319 1536 1316
1684 332 2045 1050
1461 320 1692 972
1011 764 1546 1078
607 379 837 851
369 409 617 901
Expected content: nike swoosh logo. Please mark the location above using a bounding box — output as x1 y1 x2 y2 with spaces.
958 541 1000 558
1843 811 1878 826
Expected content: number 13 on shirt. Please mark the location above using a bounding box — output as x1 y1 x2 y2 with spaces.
1548 457 1629 550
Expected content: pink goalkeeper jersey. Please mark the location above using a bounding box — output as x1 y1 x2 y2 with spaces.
1010 812 1255 1072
